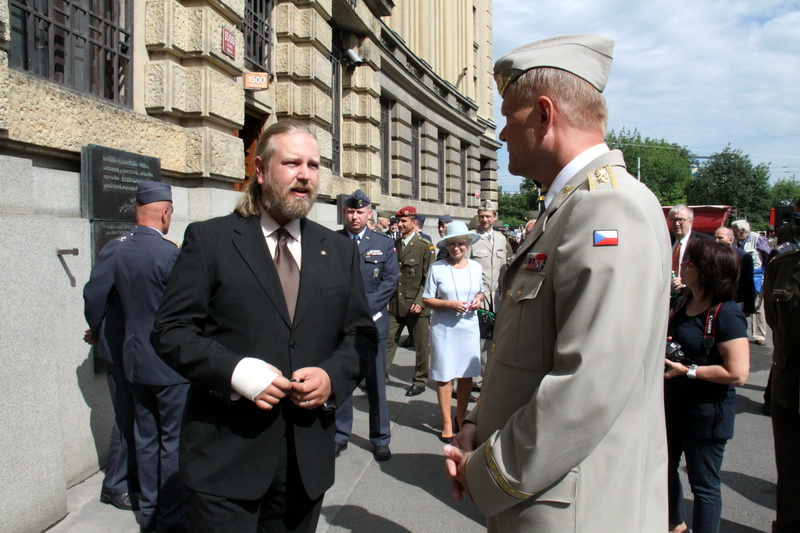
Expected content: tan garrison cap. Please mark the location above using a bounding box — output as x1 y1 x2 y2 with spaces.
478 199 498 212
494 34 614 97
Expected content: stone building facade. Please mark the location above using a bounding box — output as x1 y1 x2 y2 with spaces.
0 0 498 530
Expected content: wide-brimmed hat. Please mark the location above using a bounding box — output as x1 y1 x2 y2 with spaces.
437 221 480 250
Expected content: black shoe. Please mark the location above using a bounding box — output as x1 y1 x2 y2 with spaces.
405 384 425 397
373 445 392 462
334 442 348 458
762 401 772 416
100 491 135 511
438 434 453 444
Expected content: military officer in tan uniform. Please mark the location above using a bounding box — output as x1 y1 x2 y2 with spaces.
764 233 800 533
386 206 436 396
470 200 509 387
444 35 671 532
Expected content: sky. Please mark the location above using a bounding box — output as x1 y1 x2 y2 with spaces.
491 0 800 193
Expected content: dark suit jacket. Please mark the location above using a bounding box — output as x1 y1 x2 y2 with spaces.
84 233 132 366
151 213 378 501
114 226 184 385
734 247 756 314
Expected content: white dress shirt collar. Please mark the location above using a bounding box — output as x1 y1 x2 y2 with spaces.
544 143 610 208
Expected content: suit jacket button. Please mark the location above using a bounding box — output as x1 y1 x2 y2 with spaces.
289 341 297 349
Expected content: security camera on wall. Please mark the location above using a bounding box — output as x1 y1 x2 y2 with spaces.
346 48 363 65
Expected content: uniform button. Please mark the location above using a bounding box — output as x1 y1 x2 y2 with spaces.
289 341 297 349
515 290 522 298
505 290 511 298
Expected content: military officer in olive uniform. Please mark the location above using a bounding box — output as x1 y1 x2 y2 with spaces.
334 190 399 462
444 36 670 532
764 232 800 533
386 206 435 397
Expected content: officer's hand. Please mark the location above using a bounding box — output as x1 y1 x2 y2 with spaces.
408 303 423 314
289 367 332 409
452 421 477 452
444 445 472 502
83 329 97 345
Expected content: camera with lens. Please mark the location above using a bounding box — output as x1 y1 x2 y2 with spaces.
665 341 688 364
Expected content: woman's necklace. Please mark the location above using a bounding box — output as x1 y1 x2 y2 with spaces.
449 259 472 303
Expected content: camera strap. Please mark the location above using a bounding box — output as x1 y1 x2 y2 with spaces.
702 303 722 355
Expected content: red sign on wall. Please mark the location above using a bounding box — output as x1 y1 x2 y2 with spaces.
221 28 236 59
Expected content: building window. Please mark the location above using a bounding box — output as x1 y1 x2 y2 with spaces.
9 0 133 105
437 132 447 204
329 26 343 175
411 117 422 200
460 142 468 207
380 97 393 195
241 0 275 75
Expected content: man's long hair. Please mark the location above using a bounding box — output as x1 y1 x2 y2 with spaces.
505 67 608 136
235 120 317 217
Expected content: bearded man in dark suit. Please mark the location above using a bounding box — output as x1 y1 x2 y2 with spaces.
152 120 378 533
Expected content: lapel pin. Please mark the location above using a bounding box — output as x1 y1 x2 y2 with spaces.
320 250 327 255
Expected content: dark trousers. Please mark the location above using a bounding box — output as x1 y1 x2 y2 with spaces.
335 335 390 446
131 382 189 532
772 402 800 532
103 362 138 495
386 313 429 387
667 429 727 533
185 434 323 533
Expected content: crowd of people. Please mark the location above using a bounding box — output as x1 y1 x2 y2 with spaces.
80 33 799 533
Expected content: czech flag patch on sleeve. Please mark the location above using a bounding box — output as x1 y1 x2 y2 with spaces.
593 230 618 246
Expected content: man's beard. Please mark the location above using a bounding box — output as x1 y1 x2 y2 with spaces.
260 177 317 221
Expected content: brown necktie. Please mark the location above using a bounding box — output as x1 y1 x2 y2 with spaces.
671 241 682 275
274 228 299 320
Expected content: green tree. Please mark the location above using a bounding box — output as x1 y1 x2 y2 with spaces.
606 127 693 205
498 186 536 229
769 176 800 206
687 146 771 228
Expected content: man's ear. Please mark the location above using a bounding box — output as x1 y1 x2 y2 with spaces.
535 95 556 133
254 156 265 184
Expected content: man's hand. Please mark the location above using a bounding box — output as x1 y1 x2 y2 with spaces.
83 329 97 345
289 367 332 409
408 303 423 314
452 421 478 452
253 364 291 411
444 445 472 501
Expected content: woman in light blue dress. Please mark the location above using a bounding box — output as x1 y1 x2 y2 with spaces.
423 222 484 443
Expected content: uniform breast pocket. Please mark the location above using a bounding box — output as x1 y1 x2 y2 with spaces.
472 249 489 259
494 272 549 371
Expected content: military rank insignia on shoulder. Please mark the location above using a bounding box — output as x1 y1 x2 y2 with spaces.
587 166 618 191
770 240 800 262
162 236 180 248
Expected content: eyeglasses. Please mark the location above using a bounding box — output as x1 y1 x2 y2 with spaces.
669 217 689 223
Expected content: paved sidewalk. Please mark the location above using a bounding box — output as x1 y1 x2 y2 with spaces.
46 345 485 533
46 340 778 532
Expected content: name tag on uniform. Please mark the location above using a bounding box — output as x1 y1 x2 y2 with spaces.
522 252 547 272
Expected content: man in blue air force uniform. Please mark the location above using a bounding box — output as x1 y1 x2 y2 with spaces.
334 190 399 462
84 228 138 512
115 181 187 533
